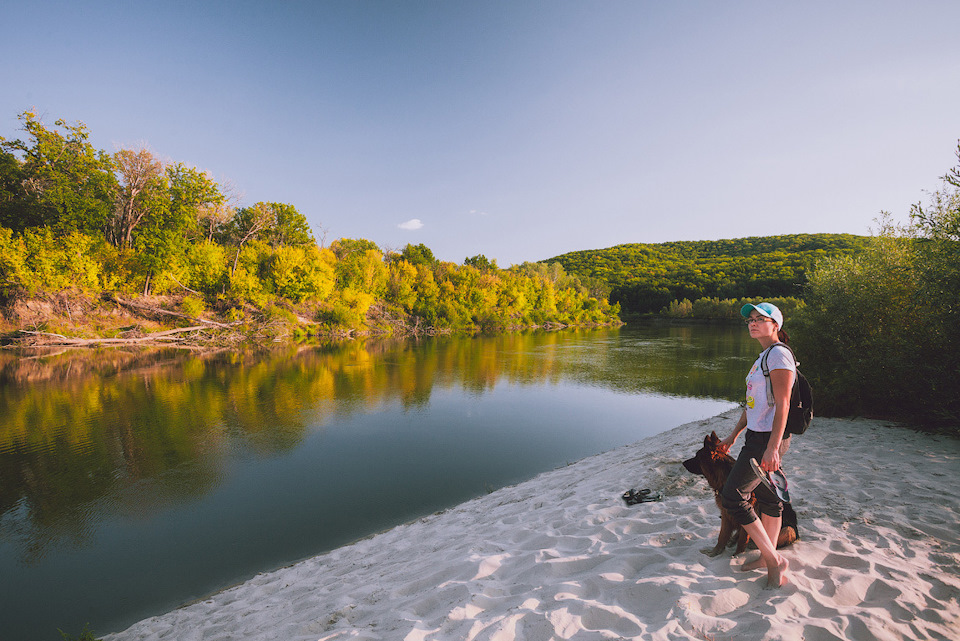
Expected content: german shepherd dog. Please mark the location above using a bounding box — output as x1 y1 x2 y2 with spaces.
683 432 798 556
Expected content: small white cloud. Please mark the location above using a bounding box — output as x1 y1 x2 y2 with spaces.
398 218 424 231
468 209 488 216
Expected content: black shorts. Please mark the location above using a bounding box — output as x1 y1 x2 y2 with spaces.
720 429 784 525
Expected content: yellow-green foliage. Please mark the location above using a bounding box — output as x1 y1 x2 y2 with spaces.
338 287 376 327
226 242 269 306
333 243 388 297
387 260 418 312
180 295 205 318
265 245 336 303
0 112 620 334
0 227 26 289
186 240 228 295
0 228 105 295
0 225 623 333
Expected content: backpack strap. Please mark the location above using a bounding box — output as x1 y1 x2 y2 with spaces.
760 343 798 406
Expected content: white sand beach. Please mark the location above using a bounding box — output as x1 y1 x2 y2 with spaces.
105 409 960 641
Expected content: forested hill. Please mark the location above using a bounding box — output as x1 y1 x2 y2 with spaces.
544 234 871 314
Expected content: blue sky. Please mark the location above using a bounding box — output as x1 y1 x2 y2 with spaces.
3 1 959 265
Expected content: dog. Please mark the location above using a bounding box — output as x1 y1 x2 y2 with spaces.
682 431 798 557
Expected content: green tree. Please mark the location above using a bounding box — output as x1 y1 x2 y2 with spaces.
131 181 208 295
265 202 314 247
0 146 27 229
330 237 379 259
330 238 386 295
224 240 270 305
411 263 440 324
796 139 960 428
167 163 227 242
0 111 117 235
223 202 276 275
464 254 497 271
910 141 960 354
795 220 920 420
386 259 418 311
905 141 960 423
401 243 436 267
134 221 181 295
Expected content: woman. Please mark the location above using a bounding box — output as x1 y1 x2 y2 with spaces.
718 301 794 588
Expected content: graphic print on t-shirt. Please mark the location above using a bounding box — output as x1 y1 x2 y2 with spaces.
745 362 759 409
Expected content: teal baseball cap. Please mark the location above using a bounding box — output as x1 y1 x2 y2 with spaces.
740 302 784 328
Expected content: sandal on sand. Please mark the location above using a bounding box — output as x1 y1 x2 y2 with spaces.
622 488 650 504
622 488 662 505
749 458 791 503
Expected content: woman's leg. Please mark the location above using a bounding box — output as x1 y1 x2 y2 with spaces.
741 519 788 588
723 431 788 587
740 512 783 568
762 513 782 551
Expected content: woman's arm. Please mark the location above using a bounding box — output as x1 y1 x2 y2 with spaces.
719 410 748 453
761 367 795 471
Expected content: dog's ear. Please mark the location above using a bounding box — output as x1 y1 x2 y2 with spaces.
707 431 720 445
682 457 702 475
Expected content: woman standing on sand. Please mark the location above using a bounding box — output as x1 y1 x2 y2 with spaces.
718 302 794 588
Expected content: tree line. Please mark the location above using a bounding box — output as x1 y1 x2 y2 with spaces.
544 136 960 428
545 233 870 314
4 110 957 427
792 141 960 427
0 112 619 338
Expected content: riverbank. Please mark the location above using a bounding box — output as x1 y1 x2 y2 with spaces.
1 291 622 349
104 409 960 641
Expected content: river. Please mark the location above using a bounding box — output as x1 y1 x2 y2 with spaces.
0 322 756 640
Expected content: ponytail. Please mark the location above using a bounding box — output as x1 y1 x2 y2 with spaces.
778 328 790 345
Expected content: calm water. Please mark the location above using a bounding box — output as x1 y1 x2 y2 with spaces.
0 323 755 640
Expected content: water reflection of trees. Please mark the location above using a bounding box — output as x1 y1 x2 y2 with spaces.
0 325 751 561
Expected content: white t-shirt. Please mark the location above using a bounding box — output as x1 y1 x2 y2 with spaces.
745 344 796 433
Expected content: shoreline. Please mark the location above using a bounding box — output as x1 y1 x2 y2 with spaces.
1 291 624 351
104 409 960 641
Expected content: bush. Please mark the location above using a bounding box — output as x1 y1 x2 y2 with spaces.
265 245 336 303
795 216 959 428
185 240 228 296
315 301 353 328
180 295 205 318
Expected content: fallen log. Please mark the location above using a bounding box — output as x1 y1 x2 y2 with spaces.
17 326 210 346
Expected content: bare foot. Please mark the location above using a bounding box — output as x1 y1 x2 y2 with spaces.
739 554 764 571
765 556 789 589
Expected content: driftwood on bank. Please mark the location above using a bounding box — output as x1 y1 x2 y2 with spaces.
17 326 213 347
6 294 248 348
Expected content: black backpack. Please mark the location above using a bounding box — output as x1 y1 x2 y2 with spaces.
760 343 814 435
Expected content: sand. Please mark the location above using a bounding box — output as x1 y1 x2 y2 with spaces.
104 409 960 641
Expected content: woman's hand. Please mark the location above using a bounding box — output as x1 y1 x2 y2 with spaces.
718 433 737 454
760 445 782 472
720 411 747 454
